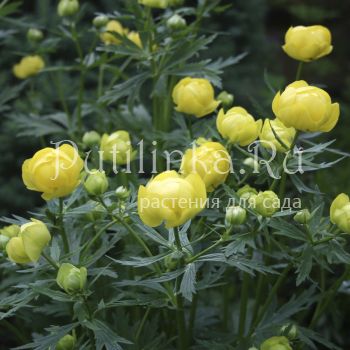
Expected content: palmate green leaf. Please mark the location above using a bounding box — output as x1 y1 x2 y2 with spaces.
0 290 35 320
296 245 314 286
14 323 79 350
108 252 170 268
297 326 342 350
290 175 322 195
325 240 350 264
268 218 307 242
180 263 196 301
85 319 132 350
0 0 21 17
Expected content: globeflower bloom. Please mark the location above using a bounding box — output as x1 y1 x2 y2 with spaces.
282 25 332 62
250 190 280 217
56 263 87 295
330 193 350 233
13 55 45 79
216 107 262 146
84 170 109 196
172 77 220 118
6 219 51 264
272 81 339 132
100 130 136 165
100 20 126 45
127 31 142 48
261 336 292 350
22 144 84 200
180 141 231 192
259 119 296 152
138 171 207 228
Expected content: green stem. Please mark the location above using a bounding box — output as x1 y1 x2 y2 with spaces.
188 293 198 341
58 198 69 254
187 238 223 263
135 307 151 344
296 61 303 80
41 251 59 270
238 271 250 338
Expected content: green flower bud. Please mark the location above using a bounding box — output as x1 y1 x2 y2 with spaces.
237 185 258 202
225 206 247 226
85 203 106 222
56 263 87 295
139 0 168 8
243 157 259 172
261 336 292 350
167 14 187 30
84 170 109 196
27 28 44 42
0 224 20 238
56 334 76 350
164 251 182 270
0 235 10 250
217 91 234 109
294 209 311 225
93 15 109 28
82 131 101 148
280 323 298 340
251 191 280 217
57 0 79 17
115 186 130 200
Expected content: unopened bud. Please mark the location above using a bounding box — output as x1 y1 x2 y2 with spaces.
280 323 298 340
84 170 109 196
82 131 101 148
167 14 187 30
243 157 259 171
56 334 76 350
27 28 44 42
56 263 87 295
294 209 311 225
225 206 247 226
93 15 109 28
115 186 130 200
217 91 234 109
57 0 79 17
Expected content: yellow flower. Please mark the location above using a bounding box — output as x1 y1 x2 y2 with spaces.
0 224 20 239
22 144 84 201
216 107 262 146
180 141 231 192
127 31 142 48
330 193 350 233
138 0 168 8
261 336 292 350
282 25 332 62
100 130 136 165
172 77 220 118
272 81 340 132
100 20 127 45
259 119 296 152
250 191 280 217
138 171 207 228
6 219 51 264
13 55 45 79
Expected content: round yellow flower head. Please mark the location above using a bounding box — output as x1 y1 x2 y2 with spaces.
259 119 296 152
138 0 168 9
127 31 142 48
22 144 84 201
56 263 87 295
6 219 51 264
13 55 45 79
330 193 350 233
261 336 292 350
272 80 340 132
180 141 231 192
216 107 262 146
172 77 220 118
138 171 207 228
282 25 332 62
100 20 127 45
250 190 280 217
100 130 136 165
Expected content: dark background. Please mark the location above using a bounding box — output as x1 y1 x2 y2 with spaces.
1 0 349 216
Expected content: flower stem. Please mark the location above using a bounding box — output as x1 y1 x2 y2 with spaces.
296 61 304 80
58 198 69 254
238 270 250 338
41 251 59 270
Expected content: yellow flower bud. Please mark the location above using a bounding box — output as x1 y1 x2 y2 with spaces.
22 144 84 201
13 55 45 80
0 224 20 238
261 336 292 350
272 80 340 133
180 142 231 192
330 193 350 233
56 263 87 295
138 0 168 8
294 209 311 225
82 131 101 148
250 191 280 217
100 130 136 165
6 219 51 264
27 28 44 42
237 185 258 201
100 20 127 45
172 77 220 118
127 31 142 48
84 170 109 196
138 171 207 228
57 0 79 16
56 334 76 350
225 206 247 226
259 119 296 152
282 25 332 62
216 107 262 146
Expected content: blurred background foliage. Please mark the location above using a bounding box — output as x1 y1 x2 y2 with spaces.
0 0 349 215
